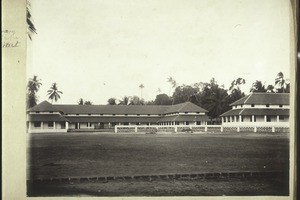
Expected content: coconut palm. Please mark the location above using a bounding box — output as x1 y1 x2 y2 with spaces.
139 84 144 99
27 1 37 40
27 75 42 108
78 98 84 105
167 77 177 96
47 83 63 103
119 96 131 105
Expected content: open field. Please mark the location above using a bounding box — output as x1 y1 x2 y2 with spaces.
27 132 290 196
27 175 288 196
27 132 289 179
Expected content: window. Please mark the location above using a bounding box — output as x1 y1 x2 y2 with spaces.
241 105 243 108
279 105 283 108
228 117 230 122
148 114 151 116
100 114 103 116
88 114 91 116
111 123 116 127
251 104 255 107
236 115 239 122
136 122 139 125
48 122 54 127
35 111 40 113
137 114 140 116
186 121 189 125
241 116 244 122
254 116 256 122
76 114 79 116
113 114 116 116
235 106 237 108
279 115 285 120
185 112 188 114
124 122 129 125
250 116 252 122
266 115 271 122
175 122 179 125
196 121 201 125
196 112 200 114
125 114 128 116
49 111 53 113
266 104 270 107
34 122 41 127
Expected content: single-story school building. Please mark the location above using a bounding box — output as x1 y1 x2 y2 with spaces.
220 93 289 126
27 101 210 133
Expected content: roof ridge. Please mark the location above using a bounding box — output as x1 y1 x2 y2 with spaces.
244 93 253 104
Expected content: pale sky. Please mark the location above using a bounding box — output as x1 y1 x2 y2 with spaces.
27 0 291 105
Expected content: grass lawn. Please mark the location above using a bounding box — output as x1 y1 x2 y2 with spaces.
27 132 289 180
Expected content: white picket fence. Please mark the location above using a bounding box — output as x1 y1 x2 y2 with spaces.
114 124 289 133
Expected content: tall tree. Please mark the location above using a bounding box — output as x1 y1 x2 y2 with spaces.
47 83 63 103
27 1 37 40
27 75 42 108
172 85 199 105
228 78 246 103
107 98 117 105
199 78 230 119
84 101 92 105
129 96 145 105
250 80 266 93
167 77 177 97
154 93 172 105
139 84 144 99
274 72 287 93
78 98 84 105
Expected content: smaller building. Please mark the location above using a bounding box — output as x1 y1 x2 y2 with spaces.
220 93 289 126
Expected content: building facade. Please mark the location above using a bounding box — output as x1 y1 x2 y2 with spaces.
27 101 209 133
220 93 289 126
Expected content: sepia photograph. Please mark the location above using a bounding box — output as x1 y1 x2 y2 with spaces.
22 0 295 197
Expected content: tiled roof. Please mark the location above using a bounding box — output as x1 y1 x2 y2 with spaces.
220 108 289 116
54 105 169 115
28 101 207 115
66 116 160 123
28 101 61 112
28 114 70 122
158 115 209 122
163 102 208 114
230 93 289 106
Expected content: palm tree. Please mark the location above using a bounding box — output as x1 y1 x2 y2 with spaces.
47 83 63 103
139 84 144 99
27 1 37 40
167 77 177 96
78 98 84 105
27 75 42 108
119 96 131 105
157 88 162 94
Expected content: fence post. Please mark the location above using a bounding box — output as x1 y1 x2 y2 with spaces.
135 126 137 133
175 126 177 133
237 127 240 132
205 126 207 132
254 127 257 133
114 126 117 133
272 127 275 132
221 126 223 132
